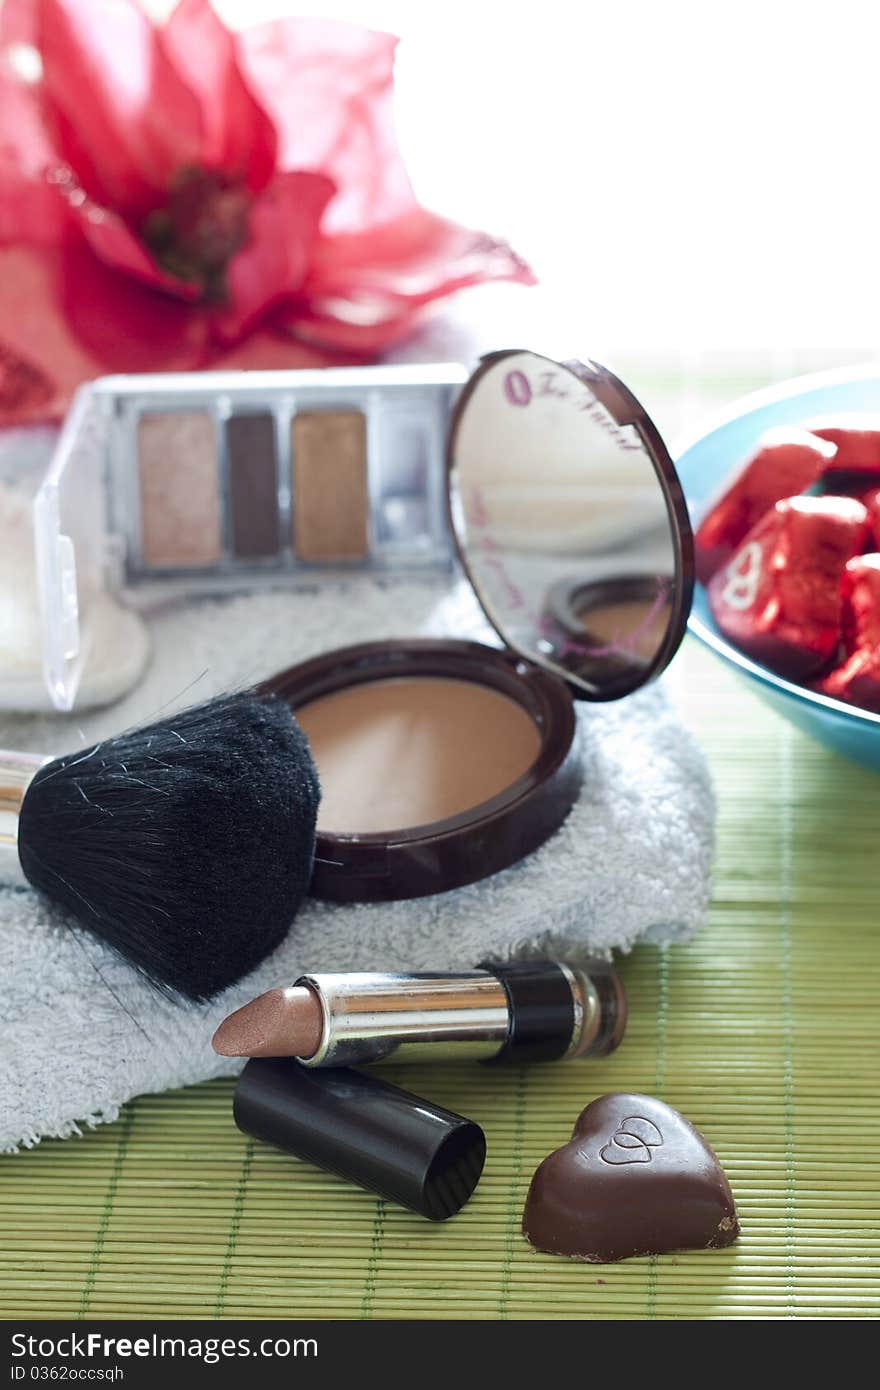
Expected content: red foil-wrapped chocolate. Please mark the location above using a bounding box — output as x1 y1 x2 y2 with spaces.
708 495 869 681
695 428 837 583
807 416 880 475
860 487 880 548
816 555 880 712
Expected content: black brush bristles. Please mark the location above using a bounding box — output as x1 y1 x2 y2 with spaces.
18 693 320 1002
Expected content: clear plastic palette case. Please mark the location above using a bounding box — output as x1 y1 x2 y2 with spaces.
33 365 465 709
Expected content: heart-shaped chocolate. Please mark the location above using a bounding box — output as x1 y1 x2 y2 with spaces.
522 1093 738 1263
599 1114 663 1164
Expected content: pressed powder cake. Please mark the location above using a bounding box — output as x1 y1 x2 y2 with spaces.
296 674 542 834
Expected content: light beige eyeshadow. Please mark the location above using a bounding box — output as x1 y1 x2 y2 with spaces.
292 410 368 561
296 676 542 835
137 411 221 568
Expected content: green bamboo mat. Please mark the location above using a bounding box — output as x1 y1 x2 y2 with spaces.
1 639 878 1320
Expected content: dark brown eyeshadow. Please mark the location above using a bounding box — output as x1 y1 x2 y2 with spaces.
226 414 280 558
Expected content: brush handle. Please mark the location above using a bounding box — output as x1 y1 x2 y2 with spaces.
0 751 51 887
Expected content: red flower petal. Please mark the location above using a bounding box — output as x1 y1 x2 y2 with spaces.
162 0 277 194
212 170 335 344
309 211 535 300
237 16 535 353
0 242 345 428
0 47 66 243
282 210 535 353
0 243 97 424
206 330 342 374
275 308 416 358
239 18 412 231
0 337 56 421
57 235 209 371
0 3 536 419
2 239 203 409
0 0 39 45
35 0 203 217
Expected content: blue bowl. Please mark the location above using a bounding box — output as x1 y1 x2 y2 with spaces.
675 363 880 770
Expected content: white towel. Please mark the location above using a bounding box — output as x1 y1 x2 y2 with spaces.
0 576 714 1152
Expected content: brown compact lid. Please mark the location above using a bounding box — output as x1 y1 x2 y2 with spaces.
446 350 694 700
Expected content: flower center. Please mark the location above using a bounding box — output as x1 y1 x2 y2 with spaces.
142 168 250 302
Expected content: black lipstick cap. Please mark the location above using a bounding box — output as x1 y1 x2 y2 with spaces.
233 1058 486 1221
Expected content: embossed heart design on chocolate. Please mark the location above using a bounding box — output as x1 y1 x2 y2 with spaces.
599 1115 664 1164
522 1093 739 1263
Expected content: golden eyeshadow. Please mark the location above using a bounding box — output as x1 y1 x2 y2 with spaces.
291 410 369 562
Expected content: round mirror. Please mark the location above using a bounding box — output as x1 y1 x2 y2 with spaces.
447 350 693 699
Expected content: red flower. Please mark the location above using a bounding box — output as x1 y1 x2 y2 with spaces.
0 0 534 424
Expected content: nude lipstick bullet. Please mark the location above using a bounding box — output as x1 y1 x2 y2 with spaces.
213 960 627 1068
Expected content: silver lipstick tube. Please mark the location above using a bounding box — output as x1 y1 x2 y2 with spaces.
0 751 50 887
296 962 626 1068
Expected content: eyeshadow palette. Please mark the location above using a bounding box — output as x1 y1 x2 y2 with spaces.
34 365 466 708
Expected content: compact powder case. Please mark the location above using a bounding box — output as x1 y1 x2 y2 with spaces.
265 638 581 901
261 348 695 903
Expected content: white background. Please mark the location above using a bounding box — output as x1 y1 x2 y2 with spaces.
196 0 880 361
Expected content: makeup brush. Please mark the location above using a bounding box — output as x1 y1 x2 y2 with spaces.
0 693 320 1001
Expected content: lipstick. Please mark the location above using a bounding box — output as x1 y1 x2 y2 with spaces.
213 960 626 1068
